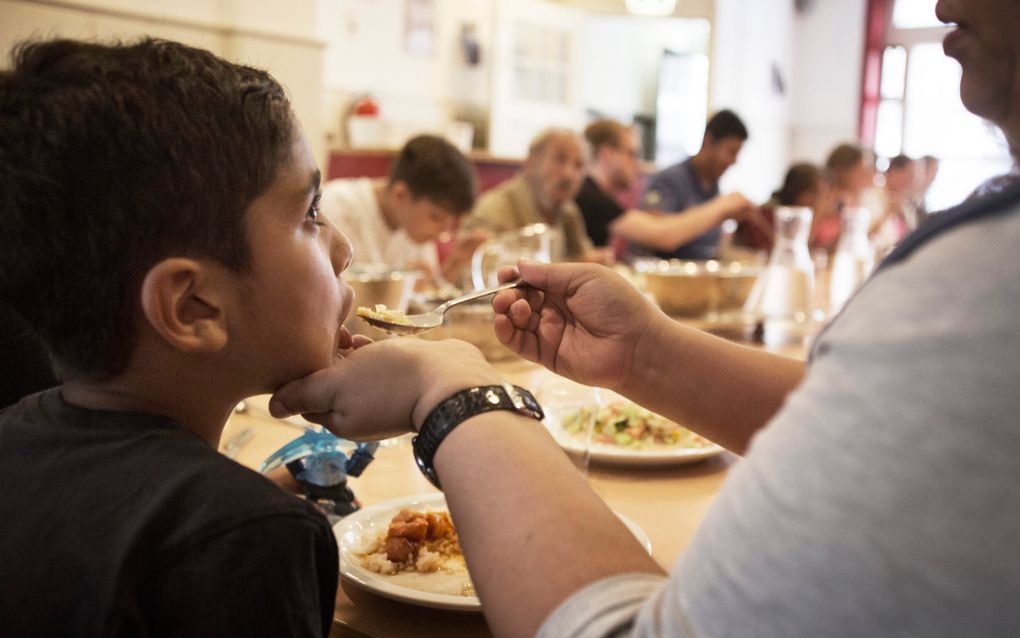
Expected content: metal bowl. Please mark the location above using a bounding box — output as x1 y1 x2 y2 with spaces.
344 265 420 338
632 259 762 317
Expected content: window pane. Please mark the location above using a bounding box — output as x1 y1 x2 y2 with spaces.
655 51 709 164
881 46 906 99
892 0 941 29
875 100 903 159
902 43 1013 209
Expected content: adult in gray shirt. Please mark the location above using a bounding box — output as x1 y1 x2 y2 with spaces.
269 1 1020 634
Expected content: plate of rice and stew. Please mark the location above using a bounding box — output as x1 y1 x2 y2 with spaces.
333 493 651 611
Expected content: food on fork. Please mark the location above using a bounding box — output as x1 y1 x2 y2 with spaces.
356 304 412 326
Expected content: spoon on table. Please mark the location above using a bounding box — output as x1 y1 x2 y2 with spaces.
357 278 526 336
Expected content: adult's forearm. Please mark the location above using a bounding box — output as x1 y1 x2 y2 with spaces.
610 205 724 252
435 413 665 638
618 316 805 454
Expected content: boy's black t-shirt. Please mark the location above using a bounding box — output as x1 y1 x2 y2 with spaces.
0 388 338 637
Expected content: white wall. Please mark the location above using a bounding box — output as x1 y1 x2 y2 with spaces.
790 0 867 165
0 0 327 162
581 16 710 122
553 0 713 19
0 0 870 179
317 0 493 149
706 0 869 200
710 0 795 201
487 0 586 158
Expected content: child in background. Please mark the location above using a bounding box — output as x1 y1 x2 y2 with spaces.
320 135 485 286
0 38 355 636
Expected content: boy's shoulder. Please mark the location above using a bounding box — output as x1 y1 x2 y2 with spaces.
0 388 329 555
0 389 338 636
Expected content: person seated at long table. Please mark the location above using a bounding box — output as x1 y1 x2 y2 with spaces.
0 38 360 635
319 134 481 283
576 118 757 260
814 142 881 253
733 162 834 253
269 1 1020 634
628 109 756 260
463 128 613 265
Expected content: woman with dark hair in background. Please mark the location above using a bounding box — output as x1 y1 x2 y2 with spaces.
734 162 832 253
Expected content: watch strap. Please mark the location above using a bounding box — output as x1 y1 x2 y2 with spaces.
412 383 543 489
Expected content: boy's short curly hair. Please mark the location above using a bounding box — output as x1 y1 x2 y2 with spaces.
388 135 477 215
0 38 295 381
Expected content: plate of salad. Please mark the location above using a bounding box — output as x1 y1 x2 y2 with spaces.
545 396 725 468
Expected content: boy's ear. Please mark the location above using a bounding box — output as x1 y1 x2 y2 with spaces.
390 180 413 204
139 258 229 354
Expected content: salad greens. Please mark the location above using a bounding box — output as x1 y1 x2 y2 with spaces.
561 401 713 449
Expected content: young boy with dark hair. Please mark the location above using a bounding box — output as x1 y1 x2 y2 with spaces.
319 134 482 283
0 38 355 635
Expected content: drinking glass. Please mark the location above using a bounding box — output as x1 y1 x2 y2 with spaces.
470 224 560 290
536 375 600 477
828 207 875 313
744 206 816 344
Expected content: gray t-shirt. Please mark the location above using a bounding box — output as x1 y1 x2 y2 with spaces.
539 195 1020 637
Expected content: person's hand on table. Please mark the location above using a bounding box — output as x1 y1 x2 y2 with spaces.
719 192 756 220
269 338 502 440
492 260 664 392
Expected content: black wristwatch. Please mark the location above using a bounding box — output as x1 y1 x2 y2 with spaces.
412 382 544 489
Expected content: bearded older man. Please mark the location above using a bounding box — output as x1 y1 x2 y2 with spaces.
464 129 613 265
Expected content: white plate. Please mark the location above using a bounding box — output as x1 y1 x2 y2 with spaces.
554 433 725 468
333 493 652 612
538 385 726 468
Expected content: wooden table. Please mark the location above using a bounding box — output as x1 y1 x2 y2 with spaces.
221 331 806 637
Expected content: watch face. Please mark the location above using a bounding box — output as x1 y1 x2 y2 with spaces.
507 384 544 419
502 382 525 410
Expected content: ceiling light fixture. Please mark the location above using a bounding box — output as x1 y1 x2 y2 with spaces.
625 0 677 16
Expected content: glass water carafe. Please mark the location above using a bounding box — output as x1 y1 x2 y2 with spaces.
744 206 816 324
828 207 874 313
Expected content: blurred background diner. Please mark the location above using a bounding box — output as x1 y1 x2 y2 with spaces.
3 0 1012 322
